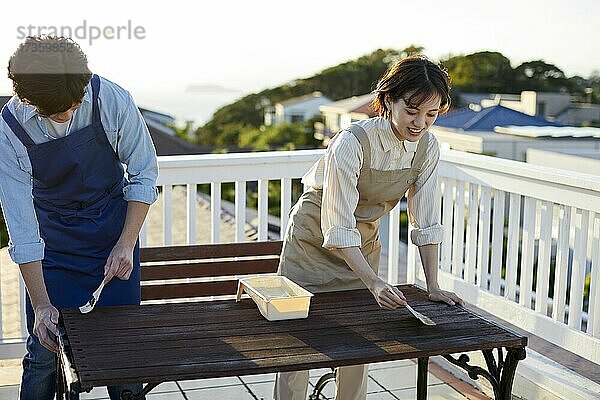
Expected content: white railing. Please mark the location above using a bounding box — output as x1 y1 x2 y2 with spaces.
407 149 600 365
2 148 599 371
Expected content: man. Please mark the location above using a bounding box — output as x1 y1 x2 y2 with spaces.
0 35 158 400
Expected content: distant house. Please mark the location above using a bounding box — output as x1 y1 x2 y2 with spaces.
317 94 375 143
459 91 600 126
431 104 600 161
264 91 331 126
138 108 213 156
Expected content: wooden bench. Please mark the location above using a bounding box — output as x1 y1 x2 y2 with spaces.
139 240 283 301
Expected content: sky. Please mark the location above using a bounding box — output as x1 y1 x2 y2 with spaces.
1 0 599 124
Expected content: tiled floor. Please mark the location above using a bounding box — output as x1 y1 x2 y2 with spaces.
0 359 476 400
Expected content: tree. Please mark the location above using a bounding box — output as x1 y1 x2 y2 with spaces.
514 60 570 92
196 48 410 145
442 51 515 92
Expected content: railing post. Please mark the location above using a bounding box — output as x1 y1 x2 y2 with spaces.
407 221 417 284
258 180 269 241
186 183 197 245
235 181 247 242
211 182 221 243
387 202 400 285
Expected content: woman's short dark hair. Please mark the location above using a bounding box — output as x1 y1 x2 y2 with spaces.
371 55 451 118
7 36 92 116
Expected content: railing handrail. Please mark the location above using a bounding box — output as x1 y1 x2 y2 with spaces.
440 148 600 193
439 149 600 213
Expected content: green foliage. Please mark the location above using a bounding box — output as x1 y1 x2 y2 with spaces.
514 60 571 92
195 47 419 147
442 51 515 92
238 121 322 151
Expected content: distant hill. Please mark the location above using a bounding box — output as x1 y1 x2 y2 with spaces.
195 48 406 146
194 47 600 148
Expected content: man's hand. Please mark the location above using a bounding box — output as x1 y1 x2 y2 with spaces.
428 289 464 306
103 242 134 283
33 303 59 353
369 279 407 310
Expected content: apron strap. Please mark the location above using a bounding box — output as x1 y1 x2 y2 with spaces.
347 124 371 175
90 74 101 125
1 105 36 148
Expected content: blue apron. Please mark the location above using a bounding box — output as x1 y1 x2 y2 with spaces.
1 75 140 313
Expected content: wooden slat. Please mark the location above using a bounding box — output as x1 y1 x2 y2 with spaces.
477 186 492 289
519 197 537 309
464 183 479 284
489 189 505 295
535 201 553 315
141 258 279 280
141 281 240 300
552 206 572 323
140 241 283 262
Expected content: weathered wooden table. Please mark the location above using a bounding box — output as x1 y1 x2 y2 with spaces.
57 285 527 400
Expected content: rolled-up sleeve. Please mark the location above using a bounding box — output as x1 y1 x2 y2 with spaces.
116 92 159 204
407 135 445 246
0 125 45 264
321 131 363 249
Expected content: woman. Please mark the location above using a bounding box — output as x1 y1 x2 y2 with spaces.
275 55 464 400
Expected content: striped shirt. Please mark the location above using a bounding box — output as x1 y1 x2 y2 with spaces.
302 117 444 248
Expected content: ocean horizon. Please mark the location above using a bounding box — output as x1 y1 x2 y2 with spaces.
134 87 246 129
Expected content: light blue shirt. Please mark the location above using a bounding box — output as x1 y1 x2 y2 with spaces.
0 76 159 264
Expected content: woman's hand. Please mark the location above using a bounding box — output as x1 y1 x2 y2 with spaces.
368 278 407 310
428 288 464 306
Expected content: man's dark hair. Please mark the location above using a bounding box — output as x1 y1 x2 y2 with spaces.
7 36 92 116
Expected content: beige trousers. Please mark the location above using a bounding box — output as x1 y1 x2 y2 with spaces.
273 364 368 400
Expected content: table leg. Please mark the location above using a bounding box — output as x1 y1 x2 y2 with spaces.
443 346 526 400
120 382 162 400
498 347 526 400
417 357 429 400
309 368 336 400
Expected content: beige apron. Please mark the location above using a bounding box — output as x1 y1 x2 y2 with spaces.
278 124 429 293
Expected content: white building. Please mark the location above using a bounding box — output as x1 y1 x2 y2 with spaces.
477 90 600 125
431 105 600 161
317 93 375 143
264 91 331 126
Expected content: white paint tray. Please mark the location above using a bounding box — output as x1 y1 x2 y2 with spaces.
236 276 314 321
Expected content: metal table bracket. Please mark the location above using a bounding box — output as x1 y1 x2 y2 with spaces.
443 346 527 400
